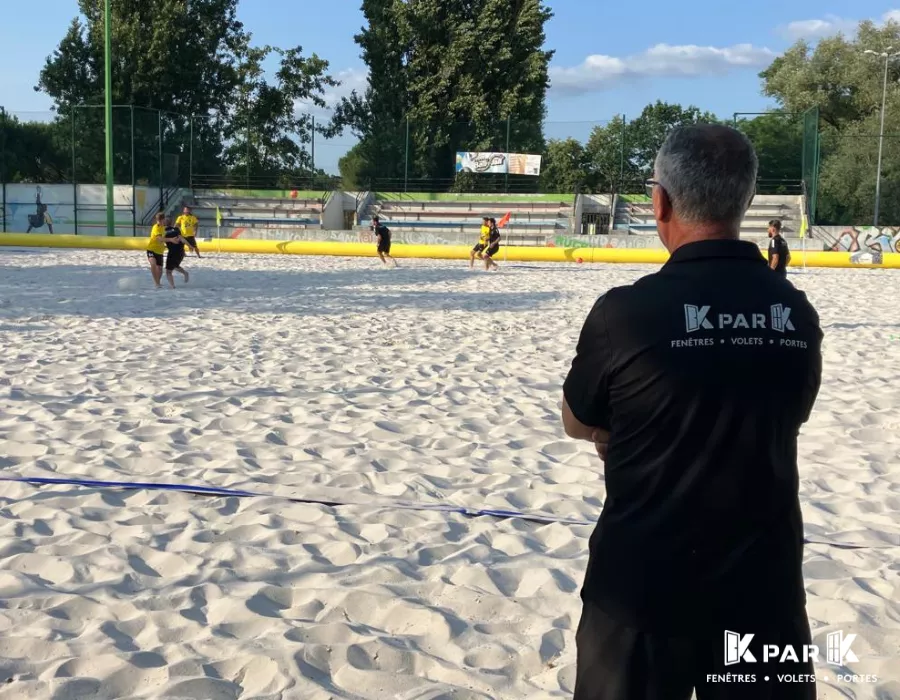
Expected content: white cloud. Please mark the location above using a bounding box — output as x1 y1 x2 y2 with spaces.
296 67 368 117
549 43 775 96
780 9 900 41
781 15 858 41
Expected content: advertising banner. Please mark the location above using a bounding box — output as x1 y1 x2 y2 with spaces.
455 152 542 175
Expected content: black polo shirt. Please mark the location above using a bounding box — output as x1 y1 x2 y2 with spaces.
768 233 790 276
564 239 822 632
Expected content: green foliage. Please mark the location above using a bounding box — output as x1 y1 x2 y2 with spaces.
735 112 803 190
760 17 900 222
34 0 336 185
0 114 69 183
539 139 590 193
329 0 553 185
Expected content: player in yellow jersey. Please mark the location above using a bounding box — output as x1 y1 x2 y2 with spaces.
175 206 201 258
483 217 501 271
470 216 491 268
146 213 169 288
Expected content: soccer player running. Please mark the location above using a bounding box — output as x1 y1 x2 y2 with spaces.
470 216 491 268
768 219 790 276
372 216 398 267
175 206 202 258
483 217 501 271
164 217 189 288
146 213 168 288
562 125 822 699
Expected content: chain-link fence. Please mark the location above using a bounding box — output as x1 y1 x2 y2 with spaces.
0 105 191 234
2 106 827 215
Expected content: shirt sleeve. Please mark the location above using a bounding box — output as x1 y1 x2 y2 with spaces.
563 294 613 430
801 303 823 423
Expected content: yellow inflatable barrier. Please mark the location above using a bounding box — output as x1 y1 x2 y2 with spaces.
1 233 898 269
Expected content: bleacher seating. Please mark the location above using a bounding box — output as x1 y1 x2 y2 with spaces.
612 194 803 238
186 190 324 235
362 193 572 236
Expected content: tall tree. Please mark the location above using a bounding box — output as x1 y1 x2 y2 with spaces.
736 112 803 191
760 17 900 222
37 0 336 185
329 0 553 189
624 101 719 183
225 45 338 184
584 115 627 192
539 138 590 193
0 115 69 183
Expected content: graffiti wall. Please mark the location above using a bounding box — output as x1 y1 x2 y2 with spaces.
818 226 900 254
3 184 161 236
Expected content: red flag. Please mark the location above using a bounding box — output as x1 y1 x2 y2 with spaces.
497 212 511 228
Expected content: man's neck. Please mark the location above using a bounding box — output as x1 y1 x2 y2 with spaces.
666 224 741 253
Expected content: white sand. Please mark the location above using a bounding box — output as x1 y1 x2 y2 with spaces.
0 249 897 699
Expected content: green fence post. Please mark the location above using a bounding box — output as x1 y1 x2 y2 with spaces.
1 106 6 233
404 117 409 192
157 109 163 208
189 115 193 190
504 116 511 193
131 105 136 236
311 115 316 174
71 110 78 234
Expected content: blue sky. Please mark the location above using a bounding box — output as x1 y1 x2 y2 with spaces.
1 0 896 173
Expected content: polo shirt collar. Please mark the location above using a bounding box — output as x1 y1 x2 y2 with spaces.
666 239 765 265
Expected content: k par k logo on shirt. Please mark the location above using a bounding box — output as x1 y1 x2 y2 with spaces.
684 304 795 333
723 630 858 666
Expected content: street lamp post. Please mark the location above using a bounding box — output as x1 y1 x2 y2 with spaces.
864 48 900 226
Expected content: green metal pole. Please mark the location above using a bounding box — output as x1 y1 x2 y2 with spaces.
619 114 626 192
311 115 316 174
404 117 409 192
504 116 511 193
104 0 114 236
72 110 78 234
131 105 136 236
189 115 193 189
158 110 163 208
1 106 6 232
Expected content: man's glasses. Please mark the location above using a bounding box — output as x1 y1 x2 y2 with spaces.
644 179 662 198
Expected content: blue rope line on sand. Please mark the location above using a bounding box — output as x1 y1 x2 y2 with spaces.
1 476 592 526
1 476 890 550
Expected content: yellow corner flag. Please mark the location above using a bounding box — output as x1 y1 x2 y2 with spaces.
216 206 223 228
799 214 808 239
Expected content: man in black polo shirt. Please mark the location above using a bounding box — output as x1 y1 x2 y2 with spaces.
768 219 791 276
562 125 822 699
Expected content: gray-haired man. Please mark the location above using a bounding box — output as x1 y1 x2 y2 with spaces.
562 125 822 699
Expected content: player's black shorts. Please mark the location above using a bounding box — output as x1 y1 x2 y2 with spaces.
472 243 486 253
377 238 391 254
573 601 815 700
485 244 500 257
184 236 198 250
166 248 185 271
147 251 163 266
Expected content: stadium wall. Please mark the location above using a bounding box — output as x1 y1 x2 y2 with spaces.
321 192 345 230
2 183 163 236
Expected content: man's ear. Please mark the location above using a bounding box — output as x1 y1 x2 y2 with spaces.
654 184 673 223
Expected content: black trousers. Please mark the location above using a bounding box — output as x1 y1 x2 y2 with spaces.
574 601 817 700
